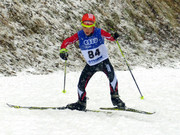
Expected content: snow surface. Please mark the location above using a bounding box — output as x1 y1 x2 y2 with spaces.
0 68 180 135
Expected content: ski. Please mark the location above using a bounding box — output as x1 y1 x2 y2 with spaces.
6 103 112 114
100 107 155 115
7 103 67 110
7 103 155 115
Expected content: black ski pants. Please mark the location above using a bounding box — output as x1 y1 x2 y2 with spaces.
77 58 119 101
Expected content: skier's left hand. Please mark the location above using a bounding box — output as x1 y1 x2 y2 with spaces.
113 32 120 40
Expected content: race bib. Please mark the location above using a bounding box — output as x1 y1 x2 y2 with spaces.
81 44 108 66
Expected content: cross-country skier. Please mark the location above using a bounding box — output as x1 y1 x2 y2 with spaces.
59 13 125 111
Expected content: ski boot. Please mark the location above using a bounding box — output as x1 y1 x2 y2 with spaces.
111 92 125 109
66 100 86 111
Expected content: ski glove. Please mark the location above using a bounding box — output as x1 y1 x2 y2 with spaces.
113 32 120 40
59 48 68 60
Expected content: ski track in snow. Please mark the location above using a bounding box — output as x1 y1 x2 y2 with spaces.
0 68 180 135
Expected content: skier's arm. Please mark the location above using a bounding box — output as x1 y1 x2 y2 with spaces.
101 29 119 41
60 33 79 60
101 29 115 41
60 33 79 49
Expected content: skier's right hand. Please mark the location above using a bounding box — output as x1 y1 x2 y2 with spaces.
59 48 68 60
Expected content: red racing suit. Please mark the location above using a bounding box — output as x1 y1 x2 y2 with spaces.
60 28 119 102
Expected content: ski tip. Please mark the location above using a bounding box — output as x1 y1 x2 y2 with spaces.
6 103 12 107
141 96 144 100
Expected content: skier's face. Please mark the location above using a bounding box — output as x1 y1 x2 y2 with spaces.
83 27 94 36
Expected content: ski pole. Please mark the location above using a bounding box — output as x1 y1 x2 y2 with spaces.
62 60 67 93
116 40 144 99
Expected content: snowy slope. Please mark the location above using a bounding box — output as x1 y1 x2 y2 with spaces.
0 68 180 135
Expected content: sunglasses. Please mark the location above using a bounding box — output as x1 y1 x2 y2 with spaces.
81 21 96 28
